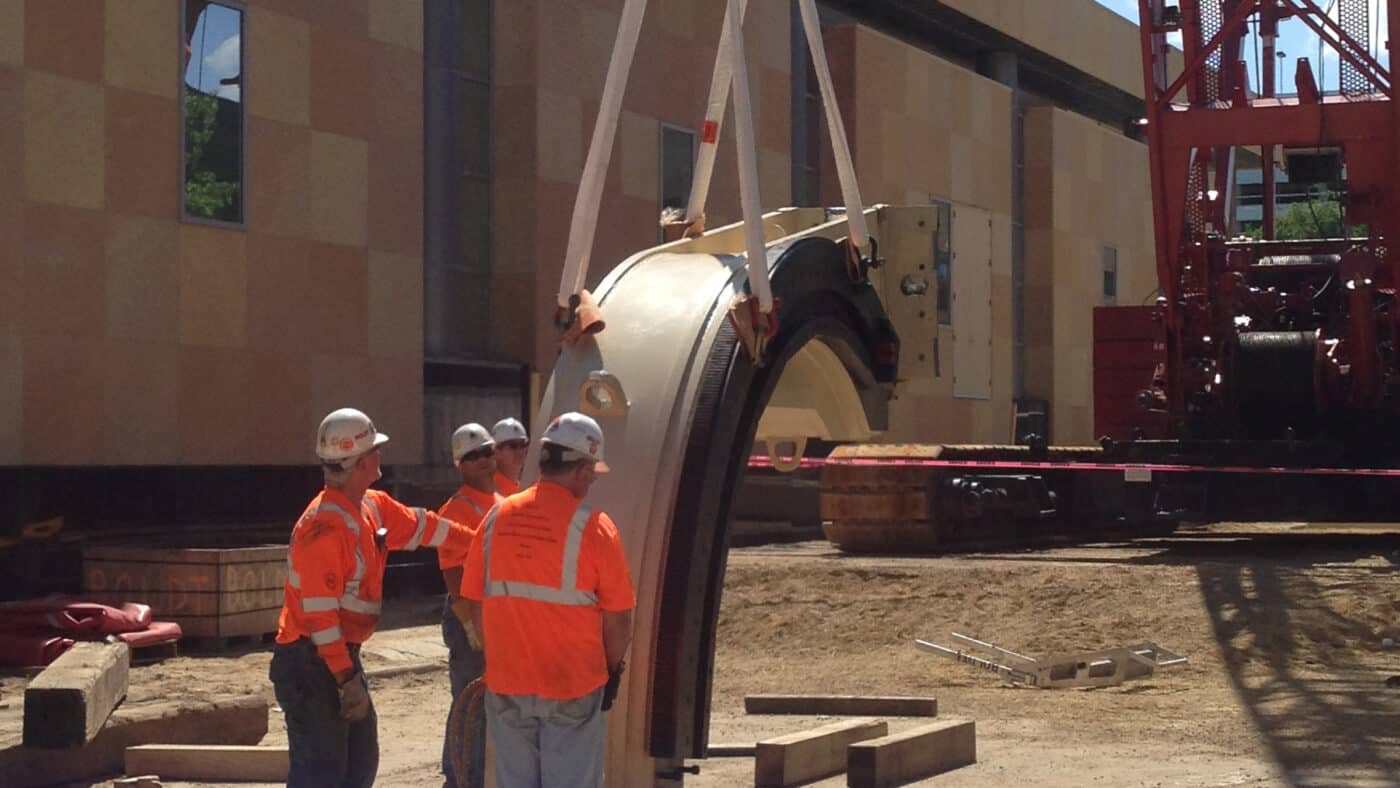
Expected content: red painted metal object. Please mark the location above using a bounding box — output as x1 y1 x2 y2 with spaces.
1106 0 1399 443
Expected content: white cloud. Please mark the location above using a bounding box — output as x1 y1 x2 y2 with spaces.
203 34 240 79
216 84 241 102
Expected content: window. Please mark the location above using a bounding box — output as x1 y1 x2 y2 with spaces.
933 200 953 325
659 124 696 216
1103 245 1119 305
181 1 245 225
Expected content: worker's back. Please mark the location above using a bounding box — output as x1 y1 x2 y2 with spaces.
467 481 633 700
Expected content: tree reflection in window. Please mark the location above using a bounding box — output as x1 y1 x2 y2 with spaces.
182 1 244 224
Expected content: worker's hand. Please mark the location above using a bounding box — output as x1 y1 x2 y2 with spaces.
601 660 625 712
449 597 483 651
338 671 371 721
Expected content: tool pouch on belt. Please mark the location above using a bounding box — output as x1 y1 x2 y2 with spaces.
602 660 625 712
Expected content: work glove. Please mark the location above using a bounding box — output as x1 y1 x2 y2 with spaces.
601 660 625 712
338 670 371 721
449 597 483 651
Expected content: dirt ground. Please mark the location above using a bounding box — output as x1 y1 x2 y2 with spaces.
9 522 1400 787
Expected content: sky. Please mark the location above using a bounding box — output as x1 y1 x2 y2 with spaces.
185 3 242 102
1093 0 1390 94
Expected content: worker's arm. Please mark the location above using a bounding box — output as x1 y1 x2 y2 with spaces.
602 609 633 673
467 599 485 649
365 490 471 552
442 567 465 600
290 520 355 682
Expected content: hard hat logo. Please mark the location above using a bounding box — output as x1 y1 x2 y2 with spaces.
339 438 354 451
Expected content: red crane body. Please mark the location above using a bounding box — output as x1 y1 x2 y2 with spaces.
1100 0 1400 453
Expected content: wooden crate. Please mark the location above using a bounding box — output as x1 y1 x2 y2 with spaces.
82 545 286 640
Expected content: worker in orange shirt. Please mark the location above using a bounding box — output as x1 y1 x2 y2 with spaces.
270 408 476 788
437 422 500 788
463 412 635 788
490 417 529 495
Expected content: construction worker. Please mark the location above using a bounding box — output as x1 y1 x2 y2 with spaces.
437 423 500 788
491 417 529 495
270 407 476 788
462 412 635 788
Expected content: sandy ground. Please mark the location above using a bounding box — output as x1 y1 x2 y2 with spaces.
8 522 1400 787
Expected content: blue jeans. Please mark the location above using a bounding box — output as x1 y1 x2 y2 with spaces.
269 638 378 788
442 597 487 788
485 688 606 788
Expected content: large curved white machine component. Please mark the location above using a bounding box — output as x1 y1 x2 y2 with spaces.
528 205 935 784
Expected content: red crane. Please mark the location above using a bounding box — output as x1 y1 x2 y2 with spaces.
1114 0 1399 451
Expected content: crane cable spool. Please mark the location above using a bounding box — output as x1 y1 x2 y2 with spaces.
447 676 487 788
1232 330 1318 439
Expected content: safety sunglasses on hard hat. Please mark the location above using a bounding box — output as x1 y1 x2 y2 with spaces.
459 447 494 462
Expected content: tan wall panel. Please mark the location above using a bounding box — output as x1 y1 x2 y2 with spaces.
308 130 369 246
367 136 423 257
103 342 178 464
24 71 105 210
246 7 310 125
368 0 422 53
368 251 424 362
243 350 312 465
618 110 656 203
177 345 251 464
247 116 310 238
304 241 369 355
24 0 103 82
245 233 311 353
178 224 247 347
366 40 420 143
0 337 19 464
310 28 371 139
0 0 22 65
104 0 176 99
105 214 179 341
23 334 105 465
106 87 179 219
22 203 105 338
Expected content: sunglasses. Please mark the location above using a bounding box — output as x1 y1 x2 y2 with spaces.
497 440 528 451
459 447 494 462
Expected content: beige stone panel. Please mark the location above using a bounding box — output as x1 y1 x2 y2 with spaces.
304 241 369 355
247 116 310 238
309 130 369 247
104 0 176 98
23 334 103 464
102 341 178 464
25 0 103 81
23 203 105 338
106 87 179 219
877 109 907 194
243 349 311 464
367 40 421 144
653 0 696 42
492 176 536 279
924 126 951 199
0 67 18 337
536 1 616 101
758 146 789 209
246 234 312 353
493 85 537 179
618 110 655 203
177 345 250 464
247 7 309 125
493 0 535 88
24 71 104 210
0 0 21 65
368 136 424 258
756 65 790 154
537 88 584 185
179 224 247 347
947 133 976 207
368 0 422 52
748 0 789 75
946 73 973 137
258 0 368 37
0 336 19 464
490 270 535 367
904 49 930 120
310 28 371 140
927 60 953 127
366 357 424 462
368 251 422 363
106 214 178 341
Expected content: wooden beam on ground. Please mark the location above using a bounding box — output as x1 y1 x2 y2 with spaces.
125 744 289 782
755 718 887 787
2 694 269 788
744 694 938 717
23 641 130 748
846 719 976 788
706 742 756 757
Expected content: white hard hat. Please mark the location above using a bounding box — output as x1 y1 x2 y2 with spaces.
451 423 494 462
541 412 609 473
491 417 528 445
316 408 390 464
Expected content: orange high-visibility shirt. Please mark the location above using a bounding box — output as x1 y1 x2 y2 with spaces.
436 485 500 570
462 482 635 699
494 471 521 497
277 487 473 675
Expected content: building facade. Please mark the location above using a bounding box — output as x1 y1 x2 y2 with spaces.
2 0 1166 530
